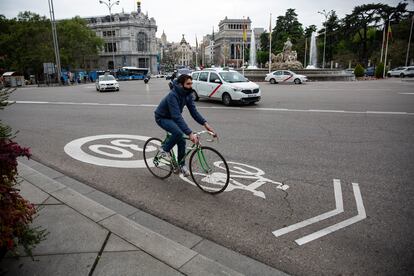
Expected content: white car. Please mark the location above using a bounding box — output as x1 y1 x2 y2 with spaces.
399 66 414 78
387 66 407 77
191 68 261 105
265 70 307 84
96 74 119 92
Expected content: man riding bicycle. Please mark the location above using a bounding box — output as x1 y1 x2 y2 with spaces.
154 74 216 177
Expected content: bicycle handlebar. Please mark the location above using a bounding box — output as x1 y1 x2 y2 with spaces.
189 130 218 143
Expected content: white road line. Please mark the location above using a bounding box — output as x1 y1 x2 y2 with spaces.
272 179 344 237
366 111 407 115
399 93 414 95
7 101 414 115
295 183 366 245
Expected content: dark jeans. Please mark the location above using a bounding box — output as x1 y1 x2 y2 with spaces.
155 117 186 165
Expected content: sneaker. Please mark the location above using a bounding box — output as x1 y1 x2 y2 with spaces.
157 149 170 162
180 165 191 177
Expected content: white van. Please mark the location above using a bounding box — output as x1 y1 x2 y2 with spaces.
191 68 261 105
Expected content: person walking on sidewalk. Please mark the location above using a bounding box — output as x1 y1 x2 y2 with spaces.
154 74 216 177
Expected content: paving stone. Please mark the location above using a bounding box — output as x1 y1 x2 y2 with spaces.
17 162 37 177
0 253 97 276
54 176 95 195
16 180 49 204
31 205 108 255
42 196 62 205
51 187 115 222
23 172 66 193
30 162 64 179
128 210 203 248
86 190 138 217
104 234 139 252
192 240 289 276
93 251 184 276
99 214 197 269
179 254 244 276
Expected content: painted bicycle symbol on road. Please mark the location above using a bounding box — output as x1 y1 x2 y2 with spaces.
180 161 289 199
65 135 289 198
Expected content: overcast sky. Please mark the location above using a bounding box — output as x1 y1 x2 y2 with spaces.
2 0 412 45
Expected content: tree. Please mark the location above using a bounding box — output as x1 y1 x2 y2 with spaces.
260 31 269 52
0 12 54 78
256 50 269 66
342 4 389 65
0 12 103 79
271 9 304 56
317 12 341 65
57 16 103 70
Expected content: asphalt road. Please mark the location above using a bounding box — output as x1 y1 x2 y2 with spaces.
2 78 414 275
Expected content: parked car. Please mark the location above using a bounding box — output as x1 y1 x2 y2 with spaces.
95 74 119 92
345 68 355 75
265 70 307 84
191 68 261 105
387 66 407 77
364 67 375 77
399 66 414 78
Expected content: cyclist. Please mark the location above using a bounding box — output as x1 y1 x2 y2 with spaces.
154 74 216 176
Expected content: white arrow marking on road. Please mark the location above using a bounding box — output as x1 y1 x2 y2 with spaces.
273 179 344 237
295 183 366 245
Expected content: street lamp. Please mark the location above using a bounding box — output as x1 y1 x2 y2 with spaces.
318 9 333 69
99 0 120 70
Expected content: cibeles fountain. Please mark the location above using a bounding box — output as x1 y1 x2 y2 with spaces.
242 32 354 81
268 37 303 70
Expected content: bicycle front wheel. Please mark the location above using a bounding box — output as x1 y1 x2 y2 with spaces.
143 137 172 179
189 146 230 194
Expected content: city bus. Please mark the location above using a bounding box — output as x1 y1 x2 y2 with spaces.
116 67 149 80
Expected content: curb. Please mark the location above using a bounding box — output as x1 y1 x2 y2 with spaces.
17 159 289 276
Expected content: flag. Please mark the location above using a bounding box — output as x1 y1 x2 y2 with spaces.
269 13 272 37
242 23 247 42
387 25 393 40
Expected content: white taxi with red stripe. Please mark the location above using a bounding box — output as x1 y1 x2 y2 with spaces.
265 70 307 84
191 68 261 106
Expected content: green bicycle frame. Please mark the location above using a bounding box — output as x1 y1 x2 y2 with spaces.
162 133 212 173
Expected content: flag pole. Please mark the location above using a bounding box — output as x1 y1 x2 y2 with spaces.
383 20 390 78
269 13 272 73
195 35 198 68
242 17 245 76
405 15 414 67
380 22 386 63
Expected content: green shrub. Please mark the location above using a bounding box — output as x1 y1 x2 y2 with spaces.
354 64 365 77
375 63 385 78
0 88 47 260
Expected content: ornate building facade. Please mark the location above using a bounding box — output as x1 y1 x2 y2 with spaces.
214 17 264 67
84 1 158 73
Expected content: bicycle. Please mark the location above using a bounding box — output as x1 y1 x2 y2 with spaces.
143 131 230 194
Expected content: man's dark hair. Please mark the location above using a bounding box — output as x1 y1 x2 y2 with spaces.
177 74 192 85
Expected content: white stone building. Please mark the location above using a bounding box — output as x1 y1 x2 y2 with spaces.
84 1 158 73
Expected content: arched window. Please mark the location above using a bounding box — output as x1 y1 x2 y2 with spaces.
137 32 148 52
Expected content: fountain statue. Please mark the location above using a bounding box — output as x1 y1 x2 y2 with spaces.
267 38 303 70
247 29 258 69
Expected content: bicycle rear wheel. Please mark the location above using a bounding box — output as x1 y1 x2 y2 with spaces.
189 146 230 194
143 137 172 179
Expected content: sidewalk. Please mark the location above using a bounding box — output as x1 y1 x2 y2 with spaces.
0 158 288 276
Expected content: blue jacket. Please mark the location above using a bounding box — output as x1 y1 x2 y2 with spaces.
154 81 206 135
